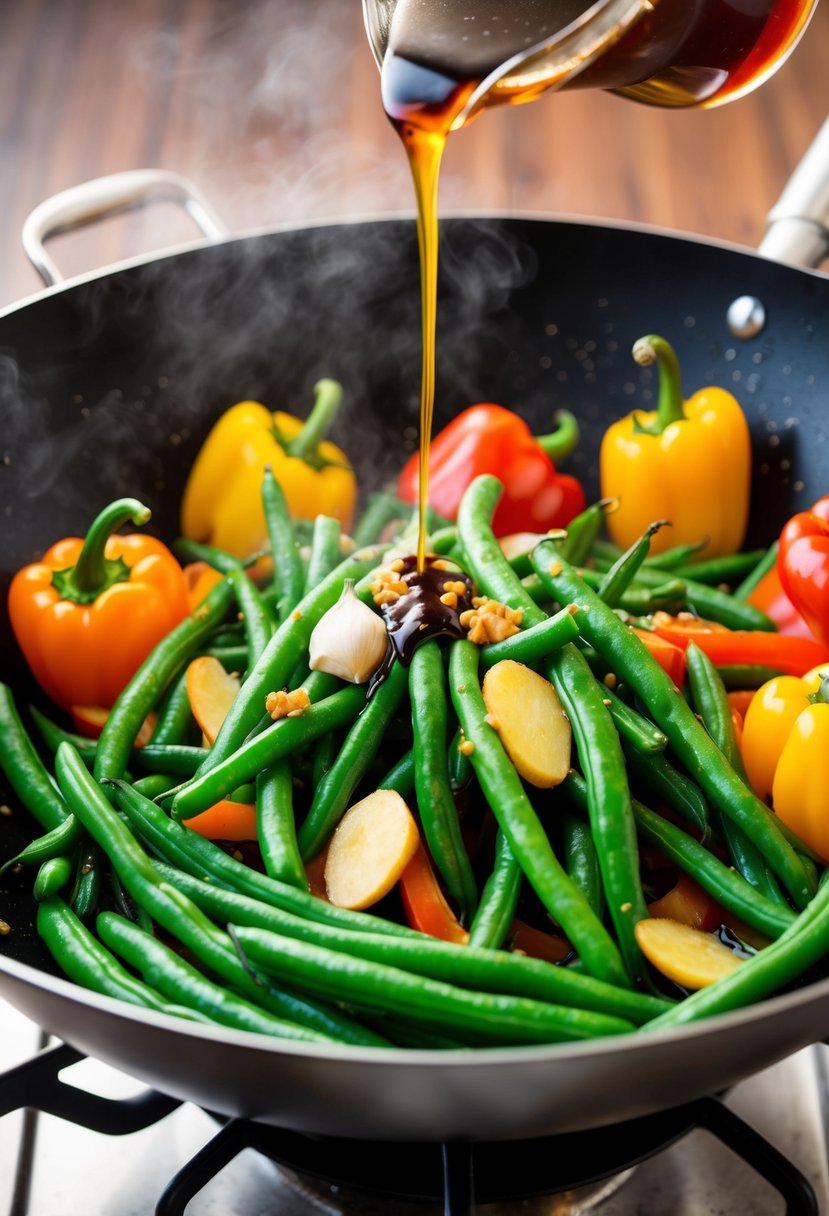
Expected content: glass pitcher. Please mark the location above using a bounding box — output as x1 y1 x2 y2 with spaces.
363 0 819 126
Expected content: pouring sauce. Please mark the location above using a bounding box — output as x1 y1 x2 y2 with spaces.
380 0 815 571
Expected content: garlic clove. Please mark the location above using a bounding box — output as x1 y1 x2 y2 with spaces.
308 580 389 684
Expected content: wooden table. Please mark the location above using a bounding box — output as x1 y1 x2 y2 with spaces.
1 0 827 309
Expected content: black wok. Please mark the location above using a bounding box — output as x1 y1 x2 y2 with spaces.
1 145 829 1141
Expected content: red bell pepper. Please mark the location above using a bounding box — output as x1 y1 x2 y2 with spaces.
649 613 829 676
399 845 469 945
778 495 829 649
397 404 585 537
746 564 817 641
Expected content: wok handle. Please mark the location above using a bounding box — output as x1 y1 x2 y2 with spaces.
21 169 227 287
760 116 829 269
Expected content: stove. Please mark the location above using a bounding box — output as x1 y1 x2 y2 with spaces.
2 999 828 1215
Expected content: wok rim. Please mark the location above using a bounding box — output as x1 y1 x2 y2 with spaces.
2 943 829 1070
2 206 826 322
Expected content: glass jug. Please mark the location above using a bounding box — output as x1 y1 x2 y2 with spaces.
363 0 819 127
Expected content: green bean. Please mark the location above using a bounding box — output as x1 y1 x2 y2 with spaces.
378 748 416 798
132 773 181 800
227 566 275 669
0 814 83 877
0 684 71 832
37 897 175 1014
172 684 367 821
304 515 343 594
559 499 617 566
197 545 386 773
467 830 522 949
545 642 649 988
112 777 421 941
478 605 580 669
28 705 97 761
147 669 196 747
590 537 707 570
205 645 249 671
94 578 235 783
560 809 604 921
256 761 306 889
351 491 410 547
33 855 74 902
297 662 409 859
261 466 305 621
447 729 472 792
716 664 782 690
428 525 459 555
591 558 775 631
173 538 250 574
409 642 477 920
597 520 671 608
621 741 710 840
576 568 686 616
449 639 629 989
69 843 101 922
560 772 795 940
232 924 636 1045
644 875 829 1031
670 550 766 586
54 744 389 1047
136 744 209 778
685 642 789 909
153 859 672 1026
600 686 668 755
96 911 337 1042
733 541 779 600
531 540 815 910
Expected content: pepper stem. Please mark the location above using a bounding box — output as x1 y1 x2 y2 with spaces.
632 334 687 434
284 379 344 462
534 409 580 461
54 498 151 604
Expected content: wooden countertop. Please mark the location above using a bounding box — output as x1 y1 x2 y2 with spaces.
1 0 827 309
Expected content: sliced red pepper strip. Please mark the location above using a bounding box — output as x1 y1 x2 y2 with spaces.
399 844 469 945
629 627 687 686
650 616 829 677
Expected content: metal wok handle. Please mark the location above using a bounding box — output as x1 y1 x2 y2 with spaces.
21 168 227 287
760 116 829 269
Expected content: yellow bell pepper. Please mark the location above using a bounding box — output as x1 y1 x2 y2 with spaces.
599 335 750 558
181 379 357 558
742 664 829 861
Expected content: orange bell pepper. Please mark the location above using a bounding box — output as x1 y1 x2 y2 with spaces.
8 498 189 711
629 626 686 686
599 334 750 558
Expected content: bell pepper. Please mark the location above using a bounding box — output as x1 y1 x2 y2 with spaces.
746 563 817 641
742 665 829 861
649 612 829 676
399 844 469 944
8 498 189 711
181 379 357 559
778 494 829 650
396 404 585 537
599 334 751 558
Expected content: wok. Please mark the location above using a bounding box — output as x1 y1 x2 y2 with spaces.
1 125 829 1142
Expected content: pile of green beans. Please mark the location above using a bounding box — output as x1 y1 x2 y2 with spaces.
2 472 828 1053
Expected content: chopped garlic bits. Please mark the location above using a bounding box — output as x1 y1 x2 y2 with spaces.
460 596 523 645
265 688 311 721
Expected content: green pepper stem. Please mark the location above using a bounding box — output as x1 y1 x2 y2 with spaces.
58 498 150 602
284 379 343 462
632 334 687 434
534 409 579 460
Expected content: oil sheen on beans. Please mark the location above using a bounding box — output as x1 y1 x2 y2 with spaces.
381 0 814 570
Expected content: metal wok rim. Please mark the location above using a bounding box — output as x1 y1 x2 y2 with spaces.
3 946 829 1068
2 207 825 322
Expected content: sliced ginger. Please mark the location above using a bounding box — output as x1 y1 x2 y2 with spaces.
635 918 745 990
324 789 420 911
482 659 571 788
185 655 241 745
